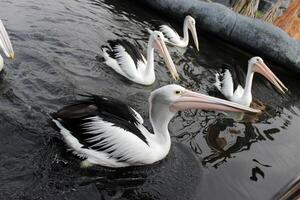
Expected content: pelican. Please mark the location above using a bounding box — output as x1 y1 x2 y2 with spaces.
148 15 199 50
0 20 15 71
101 31 179 85
52 84 260 168
214 57 288 107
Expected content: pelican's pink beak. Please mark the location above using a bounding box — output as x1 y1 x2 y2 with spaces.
154 36 179 81
0 20 14 59
170 90 261 113
253 61 288 94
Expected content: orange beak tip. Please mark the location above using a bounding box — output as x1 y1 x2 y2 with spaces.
173 75 179 81
248 107 262 114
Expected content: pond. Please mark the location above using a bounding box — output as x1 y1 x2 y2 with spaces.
0 0 299 199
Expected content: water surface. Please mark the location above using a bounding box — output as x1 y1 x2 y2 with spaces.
0 0 299 199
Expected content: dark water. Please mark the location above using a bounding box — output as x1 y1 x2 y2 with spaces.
0 0 299 199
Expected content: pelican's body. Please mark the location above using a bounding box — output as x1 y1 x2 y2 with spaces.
52 84 260 168
0 20 15 71
148 16 199 50
214 57 288 106
102 31 178 85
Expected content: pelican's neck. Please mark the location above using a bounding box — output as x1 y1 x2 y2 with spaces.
0 55 3 72
182 20 189 46
242 65 254 99
144 38 155 78
149 98 174 147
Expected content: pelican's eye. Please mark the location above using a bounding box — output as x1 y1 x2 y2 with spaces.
175 90 181 95
256 58 259 62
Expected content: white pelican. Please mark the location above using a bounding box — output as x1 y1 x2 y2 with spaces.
101 31 179 85
52 84 260 168
214 57 288 107
148 15 199 50
0 20 15 71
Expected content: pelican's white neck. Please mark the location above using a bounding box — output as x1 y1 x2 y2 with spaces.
0 55 3 72
144 37 155 82
149 96 174 147
182 19 189 46
241 64 254 104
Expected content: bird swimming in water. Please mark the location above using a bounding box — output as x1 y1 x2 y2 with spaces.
102 31 179 85
52 84 260 168
148 15 199 51
214 57 288 107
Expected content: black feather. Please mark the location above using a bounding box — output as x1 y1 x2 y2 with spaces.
102 39 144 68
208 87 228 100
52 95 148 156
219 63 246 91
150 20 180 39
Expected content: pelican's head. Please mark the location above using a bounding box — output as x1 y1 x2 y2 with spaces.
150 31 179 80
150 84 261 114
0 20 15 59
249 57 288 94
185 15 199 51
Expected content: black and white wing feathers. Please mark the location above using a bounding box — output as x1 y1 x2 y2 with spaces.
214 63 246 98
52 95 150 165
150 20 181 43
104 39 146 69
222 63 246 90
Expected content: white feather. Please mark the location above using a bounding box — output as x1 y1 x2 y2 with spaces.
215 70 253 106
215 69 234 99
112 45 138 79
102 48 126 77
214 73 221 91
0 20 14 58
159 25 181 44
130 108 144 124
232 85 244 99
102 45 152 85
54 116 163 168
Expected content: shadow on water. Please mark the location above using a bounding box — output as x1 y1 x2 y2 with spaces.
0 0 300 199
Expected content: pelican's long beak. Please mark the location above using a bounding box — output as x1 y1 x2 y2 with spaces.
254 61 288 94
189 23 199 51
170 90 261 113
154 37 179 80
0 20 14 59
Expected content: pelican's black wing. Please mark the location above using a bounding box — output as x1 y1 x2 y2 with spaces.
218 63 246 91
102 39 145 68
52 95 148 151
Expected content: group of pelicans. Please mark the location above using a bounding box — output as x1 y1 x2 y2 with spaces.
0 16 288 168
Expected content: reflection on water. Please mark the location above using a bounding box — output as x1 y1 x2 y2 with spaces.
250 159 272 182
206 119 246 152
0 0 300 199
250 167 265 182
